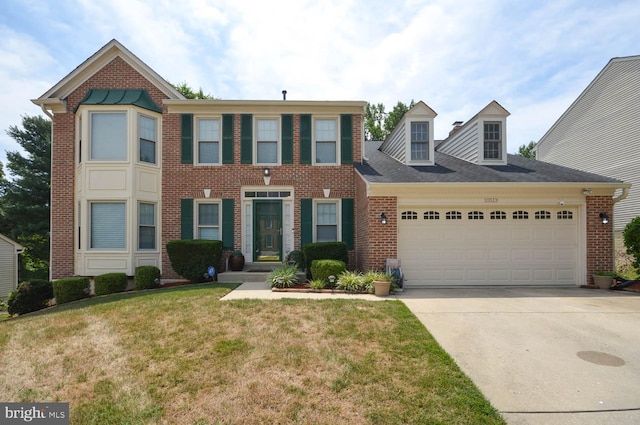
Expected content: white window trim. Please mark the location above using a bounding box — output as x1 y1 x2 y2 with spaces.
313 199 341 242
137 202 157 251
88 200 127 251
406 118 434 165
312 117 340 166
480 118 507 164
195 200 222 240
254 116 281 166
195 116 222 166
138 113 158 166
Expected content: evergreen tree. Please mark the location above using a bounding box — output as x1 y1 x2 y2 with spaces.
0 115 51 274
516 141 537 159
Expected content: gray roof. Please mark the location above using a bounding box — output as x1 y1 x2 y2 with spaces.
356 141 622 184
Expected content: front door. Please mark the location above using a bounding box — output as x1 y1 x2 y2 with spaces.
254 200 282 262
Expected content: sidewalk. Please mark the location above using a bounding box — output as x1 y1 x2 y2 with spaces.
220 280 398 301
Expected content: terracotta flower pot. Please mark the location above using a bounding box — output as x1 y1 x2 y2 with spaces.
593 275 612 289
374 280 391 297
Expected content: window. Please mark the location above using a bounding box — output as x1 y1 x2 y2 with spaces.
402 211 418 220
256 118 278 164
446 211 462 220
138 203 156 249
91 112 127 160
91 202 126 249
557 210 573 220
197 118 220 164
197 203 220 239
484 121 502 160
535 210 551 220
315 119 337 164
468 211 484 220
411 122 429 161
316 202 337 242
424 211 439 220
513 211 529 220
139 115 156 164
490 211 506 220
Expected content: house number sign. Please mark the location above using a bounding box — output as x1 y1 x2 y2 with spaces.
484 197 498 203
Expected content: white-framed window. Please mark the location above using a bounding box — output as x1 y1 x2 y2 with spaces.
484 121 502 160
90 112 127 160
490 211 507 220
256 118 279 164
90 202 126 249
315 201 339 242
410 121 429 161
138 202 156 250
314 118 338 164
197 118 221 164
446 211 462 220
535 210 551 220
513 210 529 220
197 202 220 240
424 211 439 220
402 211 418 220
139 115 157 164
468 211 484 220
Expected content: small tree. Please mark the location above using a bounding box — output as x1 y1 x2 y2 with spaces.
516 141 537 159
623 216 640 268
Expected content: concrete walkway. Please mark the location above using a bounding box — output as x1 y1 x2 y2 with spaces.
220 280 397 301
221 283 640 425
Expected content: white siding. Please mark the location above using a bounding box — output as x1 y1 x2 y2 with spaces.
537 57 640 230
0 237 19 297
438 121 479 163
380 121 406 163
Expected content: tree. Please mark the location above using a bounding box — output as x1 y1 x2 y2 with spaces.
517 141 537 159
384 100 415 137
0 115 51 275
173 81 216 99
364 102 386 141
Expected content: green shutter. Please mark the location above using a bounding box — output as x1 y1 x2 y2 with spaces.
341 198 354 249
300 114 312 164
301 198 313 246
180 199 194 239
241 114 253 164
222 114 234 164
181 114 193 164
340 114 353 164
281 114 293 164
222 199 235 249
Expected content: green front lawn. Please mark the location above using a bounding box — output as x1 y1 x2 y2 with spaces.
0 283 504 424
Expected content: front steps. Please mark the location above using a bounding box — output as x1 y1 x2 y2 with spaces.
217 263 306 284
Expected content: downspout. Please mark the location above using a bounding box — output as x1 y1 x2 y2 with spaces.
39 104 54 119
39 103 54 280
613 187 629 204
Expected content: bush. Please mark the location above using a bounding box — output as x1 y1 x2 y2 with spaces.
7 279 53 315
53 277 90 305
268 264 299 288
94 273 128 296
303 242 349 269
286 250 305 270
623 216 640 268
336 270 367 292
135 266 161 290
310 259 346 284
166 240 223 283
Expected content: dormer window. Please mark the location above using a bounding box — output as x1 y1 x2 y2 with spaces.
483 122 502 160
411 122 429 161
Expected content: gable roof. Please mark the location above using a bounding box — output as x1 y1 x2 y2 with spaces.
357 141 624 185
0 233 24 253
32 39 183 111
537 55 640 148
437 100 509 151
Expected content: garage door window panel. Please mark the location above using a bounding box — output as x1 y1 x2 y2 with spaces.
557 211 573 220
424 211 439 220
401 211 418 220
535 210 551 220
513 211 529 220
446 211 462 220
490 211 507 220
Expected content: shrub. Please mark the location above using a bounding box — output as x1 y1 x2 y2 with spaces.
336 270 367 292
309 279 326 290
286 250 305 270
53 277 90 305
0 297 6 312
94 273 128 296
166 240 223 283
303 242 348 269
310 259 346 284
268 264 300 288
135 266 161 290
7 279 53 315
623 216 640 268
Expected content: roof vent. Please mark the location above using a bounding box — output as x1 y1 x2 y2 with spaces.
282 90 287 101
449 121 464 136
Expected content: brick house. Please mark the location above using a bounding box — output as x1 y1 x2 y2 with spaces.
33 39 629 287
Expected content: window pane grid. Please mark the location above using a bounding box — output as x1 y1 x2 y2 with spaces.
198 119 220 164
198 203 220 240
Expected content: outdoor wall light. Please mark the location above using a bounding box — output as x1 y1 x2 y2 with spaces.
599 212 609 224
582 188 592 196
380 213 388 225
263 167 271 177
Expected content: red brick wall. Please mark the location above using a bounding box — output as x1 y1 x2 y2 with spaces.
586 196 614 284
50 56 169 279
354 195 397 272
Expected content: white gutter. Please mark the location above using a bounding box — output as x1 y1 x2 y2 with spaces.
613 187 630 204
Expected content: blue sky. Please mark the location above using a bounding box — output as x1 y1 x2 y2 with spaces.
1 0 639 169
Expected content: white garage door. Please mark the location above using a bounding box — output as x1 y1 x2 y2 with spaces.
398 207 578 286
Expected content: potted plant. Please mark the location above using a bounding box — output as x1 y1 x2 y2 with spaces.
228 250 245 272
371 271 394 297
593 271 615 289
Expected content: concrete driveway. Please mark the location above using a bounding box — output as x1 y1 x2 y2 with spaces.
397 287 640 425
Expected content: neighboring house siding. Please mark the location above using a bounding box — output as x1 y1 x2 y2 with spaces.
537 57 640 230
380 121 406 163
0 238 16 297
438 121 479 163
